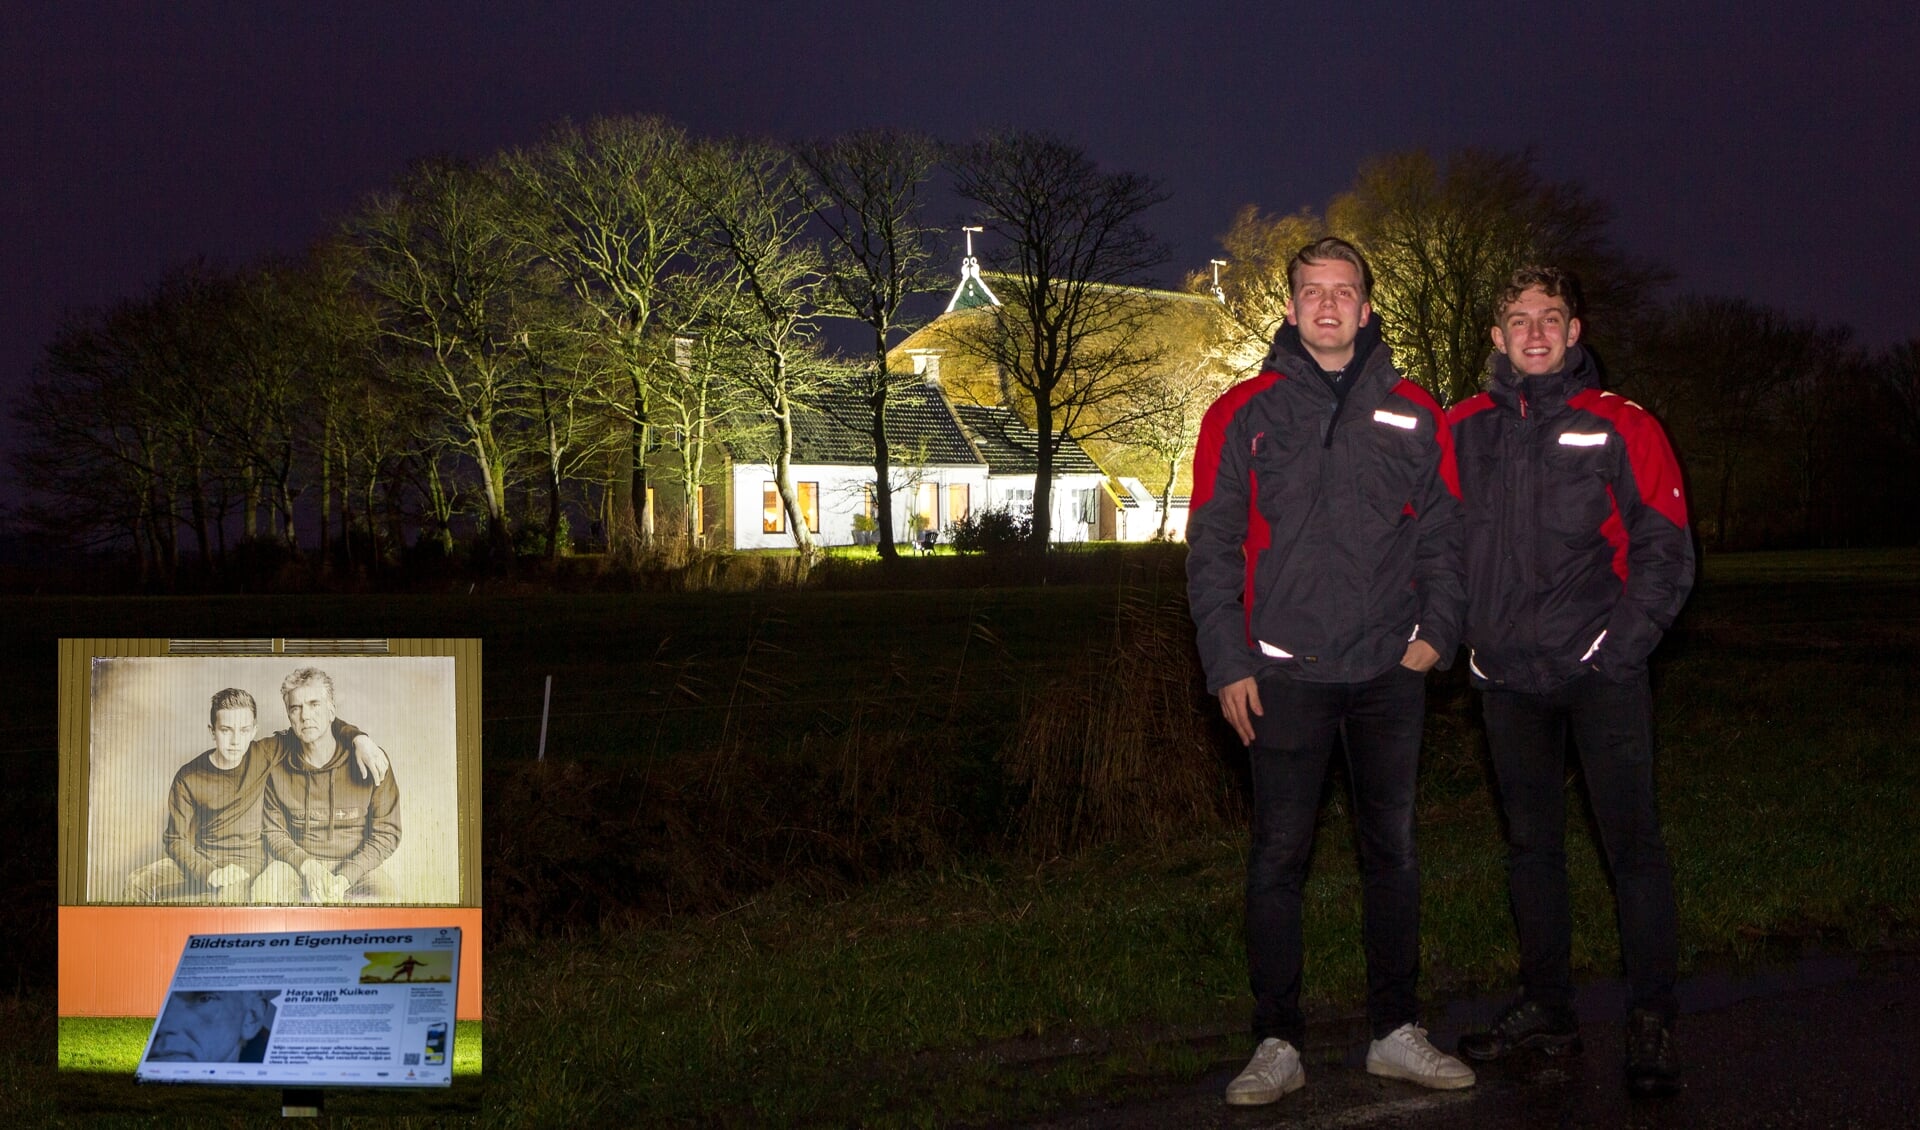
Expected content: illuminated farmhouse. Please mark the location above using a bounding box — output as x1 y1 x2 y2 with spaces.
661 251 1248 550
882 249 1249 545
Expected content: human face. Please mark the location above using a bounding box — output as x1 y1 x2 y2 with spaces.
1491 285 1582 377
208 706 257 768
1285 257 1372 368
284 680 337 749
148 991 265 1062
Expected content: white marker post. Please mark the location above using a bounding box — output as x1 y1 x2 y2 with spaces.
536 675 552 761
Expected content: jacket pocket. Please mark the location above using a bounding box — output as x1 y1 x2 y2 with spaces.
1540 440 1614 543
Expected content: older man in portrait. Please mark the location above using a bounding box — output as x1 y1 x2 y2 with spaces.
254 667 403 902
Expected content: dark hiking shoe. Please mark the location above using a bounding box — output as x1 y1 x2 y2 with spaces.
1457 999 1582 1062
1625 1009 1682 1097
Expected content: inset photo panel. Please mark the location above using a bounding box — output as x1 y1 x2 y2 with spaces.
86 654 456 906
60 641 480 909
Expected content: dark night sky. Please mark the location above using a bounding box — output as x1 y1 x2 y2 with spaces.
4 1 1916 496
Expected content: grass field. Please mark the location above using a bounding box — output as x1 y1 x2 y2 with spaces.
46 1018 483 1122
3 546 1918 1126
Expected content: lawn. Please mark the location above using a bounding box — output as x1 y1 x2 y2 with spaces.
4 546 1918 1126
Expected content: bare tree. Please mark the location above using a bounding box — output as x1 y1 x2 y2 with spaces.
11 304 186 580
948 131 1170 547
794 128 945 560
680 137 838 556
9 266 261 580
512 316 624 559
1879 341 1920 458
500 116 702 562
1636 296 1810 549
285 240 417 573
647 299 762 546
350 157 552 567
212 258 341 559
1104 341 1241 539
1771 324 1863 545
1329 149 1669 405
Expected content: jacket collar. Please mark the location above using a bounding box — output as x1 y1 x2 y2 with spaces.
1265 317 1396 398
1488 344 1598 417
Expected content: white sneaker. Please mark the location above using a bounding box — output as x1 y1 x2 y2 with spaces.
1366 1023 1476 1090
1224 1036 1305 1105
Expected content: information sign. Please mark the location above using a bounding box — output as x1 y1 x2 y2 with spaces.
136 926 461 1087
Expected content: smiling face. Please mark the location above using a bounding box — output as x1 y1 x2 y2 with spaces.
207 706 257 769
1285 256 1372 370
1492 284 1582 377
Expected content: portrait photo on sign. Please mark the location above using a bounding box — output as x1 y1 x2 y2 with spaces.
146 990 280 1063
86 655 459 905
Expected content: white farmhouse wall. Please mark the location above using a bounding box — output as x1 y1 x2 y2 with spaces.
728 462 991 550
982 473 1109 543
1111 476 1190 542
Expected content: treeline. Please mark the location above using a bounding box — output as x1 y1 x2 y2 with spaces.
9 124 1916 588
1207 151 1920 550
11 120 969 584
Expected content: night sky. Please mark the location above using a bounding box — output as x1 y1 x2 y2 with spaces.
5 1 1916 495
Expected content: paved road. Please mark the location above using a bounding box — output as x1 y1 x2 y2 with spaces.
1016 951 1920 1129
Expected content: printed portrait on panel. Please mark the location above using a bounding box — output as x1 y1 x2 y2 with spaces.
86 656 459 905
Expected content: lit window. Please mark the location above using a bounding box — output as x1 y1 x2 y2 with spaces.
694 485 706 538
915 482 938 531
798 482 820 533
762 483 783 533
948 483 970 525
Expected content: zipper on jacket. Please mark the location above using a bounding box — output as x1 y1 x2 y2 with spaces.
1322 384 1352 448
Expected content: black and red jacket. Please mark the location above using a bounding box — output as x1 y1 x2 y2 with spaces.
1186 322 1464 692
1448 347 1694 693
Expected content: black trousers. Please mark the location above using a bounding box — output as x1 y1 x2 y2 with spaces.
1481 669 1679 1022
1245 663 1426 1046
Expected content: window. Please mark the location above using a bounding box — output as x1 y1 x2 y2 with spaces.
948 483 970 525
914 482 938 532
762 483 783 533
860 484 877 519
693 485 706 538
797 482 820 534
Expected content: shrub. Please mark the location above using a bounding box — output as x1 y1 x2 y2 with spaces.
485 711 993 938
946 506 1032 555
1000 574 1241 854
513 513 572 559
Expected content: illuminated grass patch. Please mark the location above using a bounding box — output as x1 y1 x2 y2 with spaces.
56 1017 483 1076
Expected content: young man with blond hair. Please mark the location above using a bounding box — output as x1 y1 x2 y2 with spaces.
1449 266 1692 1096
1187 237 1473 1104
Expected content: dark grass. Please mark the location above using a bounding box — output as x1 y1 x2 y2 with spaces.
4 547 1918 1126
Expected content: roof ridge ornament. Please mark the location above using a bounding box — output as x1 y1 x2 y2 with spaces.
945 225 1002 312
